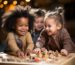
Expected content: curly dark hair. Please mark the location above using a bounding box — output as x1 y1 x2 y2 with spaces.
35 9 45 17
4 7 34 32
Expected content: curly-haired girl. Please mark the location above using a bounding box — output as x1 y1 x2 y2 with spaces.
4 6 34 58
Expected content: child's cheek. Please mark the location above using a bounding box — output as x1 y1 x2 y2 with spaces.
18 27 21 30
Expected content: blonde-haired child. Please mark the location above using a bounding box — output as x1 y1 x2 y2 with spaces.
36 11 75 56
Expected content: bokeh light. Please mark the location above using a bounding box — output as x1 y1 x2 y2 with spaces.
3 0 8 5
0 0 2 3
0 4 4 8
25 0 31 2
13 0 17 5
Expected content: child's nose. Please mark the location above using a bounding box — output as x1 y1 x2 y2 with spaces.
38 23 42 26
22 26 25 29
46 27 49 30
22 26 27 30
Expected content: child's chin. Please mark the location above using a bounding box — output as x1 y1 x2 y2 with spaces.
19 33 26 36
47 33 52 36
37 28 42 31
47 32 55 36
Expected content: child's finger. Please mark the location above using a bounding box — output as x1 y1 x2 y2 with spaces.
61 49 68 56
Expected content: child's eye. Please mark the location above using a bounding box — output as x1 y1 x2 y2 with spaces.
24 24 28 26
45 25 47 27
18 25 23 26
48 25 51 28
25 25 28 27
45 25 51 28
40 20 43 23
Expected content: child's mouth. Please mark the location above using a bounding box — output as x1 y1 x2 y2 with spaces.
20 31 26 34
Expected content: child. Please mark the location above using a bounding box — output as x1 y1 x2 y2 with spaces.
31 9 45 46
3 6 34 58
36 11 75 56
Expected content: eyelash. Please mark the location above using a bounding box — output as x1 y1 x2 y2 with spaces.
45 25 51 27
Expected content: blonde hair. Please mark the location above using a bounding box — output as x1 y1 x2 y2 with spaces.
44 11 65 28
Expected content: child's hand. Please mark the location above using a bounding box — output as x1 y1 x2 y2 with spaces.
25 49 31 56
33 48 41 54
61 49 68 56
41 47 47 52
16 50 25 58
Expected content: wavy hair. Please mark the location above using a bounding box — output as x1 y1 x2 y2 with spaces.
3 6 34 32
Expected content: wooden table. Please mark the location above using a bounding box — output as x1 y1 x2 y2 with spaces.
0 53 75 65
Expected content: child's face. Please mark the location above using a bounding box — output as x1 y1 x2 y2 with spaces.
15 17 29 36
34 17 44 31
44 18 61 36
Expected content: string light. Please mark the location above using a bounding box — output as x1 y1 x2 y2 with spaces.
13 0 17 5
25 0 31 2
3 0 8 5
5 4 15 12
0 4 4 8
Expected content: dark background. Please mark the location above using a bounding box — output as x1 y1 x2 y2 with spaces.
0 0 75 43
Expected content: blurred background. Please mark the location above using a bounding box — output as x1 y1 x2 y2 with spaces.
0 0 75 42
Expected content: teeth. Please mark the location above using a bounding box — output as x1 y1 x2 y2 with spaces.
22 32 25 33
20 31 25 34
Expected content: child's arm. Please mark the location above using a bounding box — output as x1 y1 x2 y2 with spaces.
36 31 46 48
61 28 75 53
7 33 21 54
26 32 34 51
36 37 45 48
7 32 25 58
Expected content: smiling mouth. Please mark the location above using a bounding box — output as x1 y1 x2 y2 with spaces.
19 31 26 33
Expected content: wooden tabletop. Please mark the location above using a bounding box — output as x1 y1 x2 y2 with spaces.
0 53 75 65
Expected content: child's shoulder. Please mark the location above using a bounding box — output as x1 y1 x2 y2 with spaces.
7 32 14 35
6 32 16 41
26 32 31 35
57 28 70 38
25 32 32 36
7 32 15 38
59 28 69 34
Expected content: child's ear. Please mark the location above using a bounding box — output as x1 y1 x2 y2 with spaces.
57 24 62 30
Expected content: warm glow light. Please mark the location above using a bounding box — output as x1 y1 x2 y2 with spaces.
3 0 8 5
25 0 31 2
0 0 2 3
9 4 15 11
0 4 4 8
13 1 17 5
5 4 15 12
